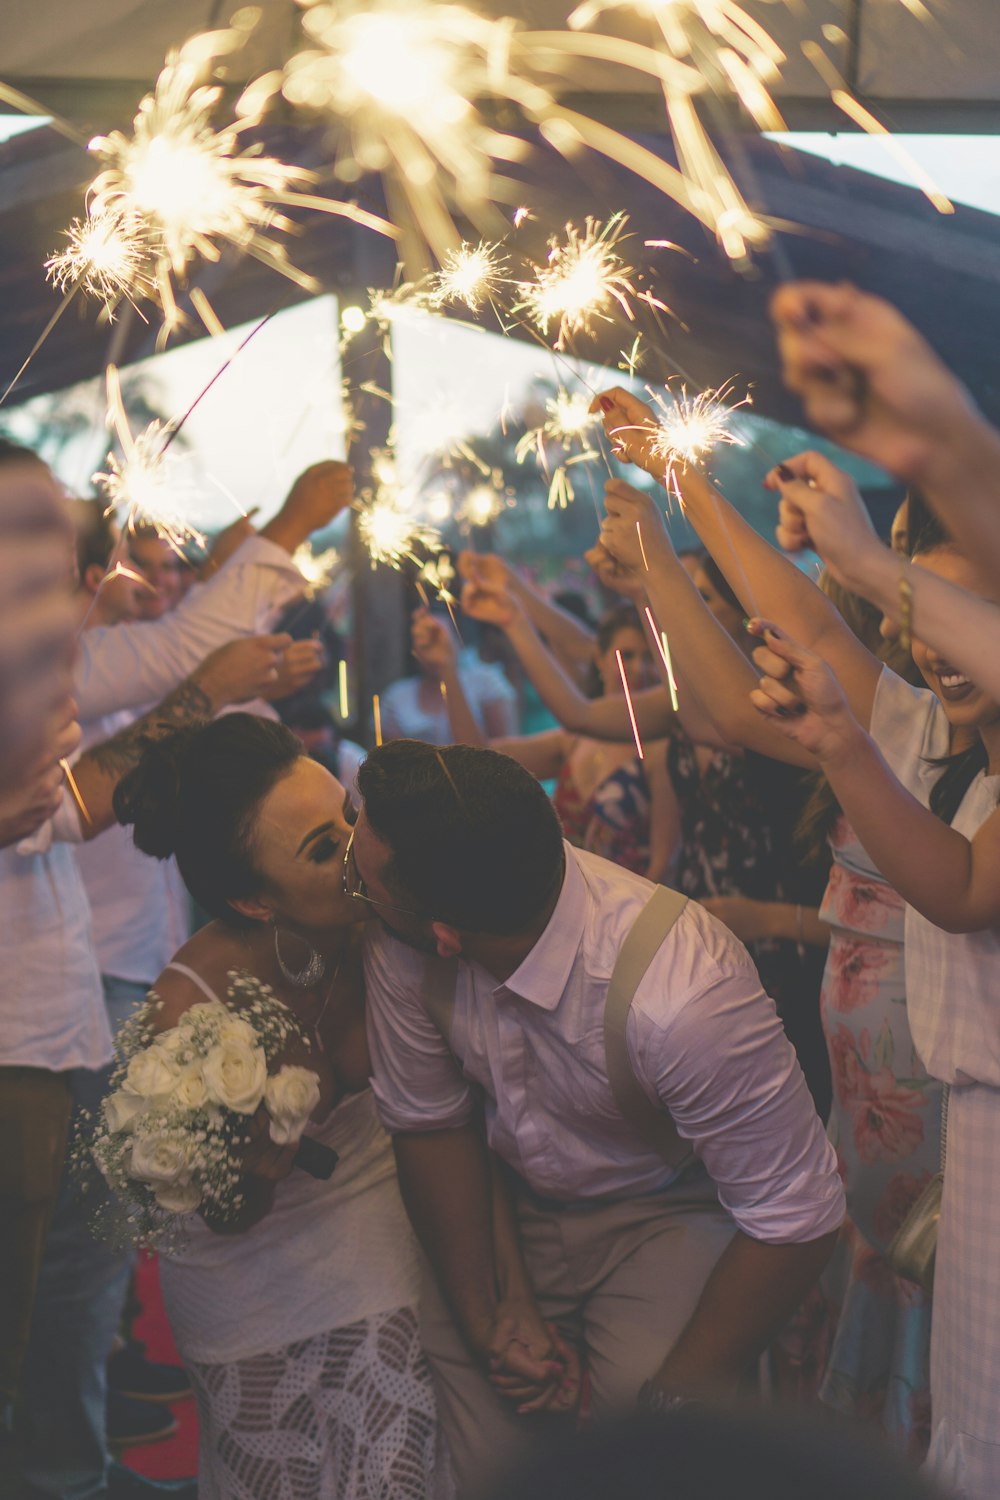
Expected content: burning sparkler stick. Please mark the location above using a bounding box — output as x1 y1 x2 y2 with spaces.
338 659 350 720
292 544 341 598
428 240 511 314
645 605 679 711
517 216 641 351
615 647 644 760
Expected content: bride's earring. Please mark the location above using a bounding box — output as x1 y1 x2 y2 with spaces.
273 926 326 988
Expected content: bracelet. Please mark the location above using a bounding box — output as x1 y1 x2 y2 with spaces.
899 559 914 652
637 1379 697 1418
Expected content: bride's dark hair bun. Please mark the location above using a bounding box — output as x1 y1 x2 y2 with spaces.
114 726 199 859
114 714 303 923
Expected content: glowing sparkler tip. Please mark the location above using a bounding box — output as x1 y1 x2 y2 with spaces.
518 216 637 350
648 382 749 485
428 241 509 313
45 209 152 310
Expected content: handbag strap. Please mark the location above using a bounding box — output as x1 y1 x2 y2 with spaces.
603 885 695 1172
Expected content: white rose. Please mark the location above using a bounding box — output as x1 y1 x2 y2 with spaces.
154 1180 202 1214
129 1132 192 1187
215 1014 258 1049
171 1067 209 1111
186 1000 231 1029
155 1025 189 1056
103 1090 146 1134
202 1041 267 1115
265 1066 321 1146
124 1044 179 1101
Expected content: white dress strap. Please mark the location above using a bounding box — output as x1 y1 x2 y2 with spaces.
164 961 223 1006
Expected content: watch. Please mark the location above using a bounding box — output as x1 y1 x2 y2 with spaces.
637 1380 696 1417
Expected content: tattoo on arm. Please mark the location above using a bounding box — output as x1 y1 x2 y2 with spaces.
84 676 213 778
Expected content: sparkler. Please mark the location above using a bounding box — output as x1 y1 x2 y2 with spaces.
280 0 527 263
517 216 640 351
76 31 395 335
646 381 750 491
355 450 443 569
93 368 209 552
562 1 784 261
516 386 601 510
615 647 644 760
338 659 350 720
292 544 341 598
458 481 508 528
373 693 383 746
428 240 510 313
645 605 679 711
45 209 154 315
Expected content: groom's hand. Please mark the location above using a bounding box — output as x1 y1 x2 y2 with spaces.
477 1299 581 1415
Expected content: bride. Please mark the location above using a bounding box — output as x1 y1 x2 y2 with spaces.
114 713 452 1500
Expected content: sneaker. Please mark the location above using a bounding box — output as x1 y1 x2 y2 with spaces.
106 1391 178 1449
109 1342 191 1404
107 1462 197 1499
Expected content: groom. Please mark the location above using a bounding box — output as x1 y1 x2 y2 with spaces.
352 739 844 1495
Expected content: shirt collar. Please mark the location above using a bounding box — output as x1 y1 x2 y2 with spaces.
498 842 586 1010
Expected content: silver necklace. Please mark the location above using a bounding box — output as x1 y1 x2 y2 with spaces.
273 926 326 988
308 950 346 1054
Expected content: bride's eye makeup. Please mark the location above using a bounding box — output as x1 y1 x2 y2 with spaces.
308 836 340 865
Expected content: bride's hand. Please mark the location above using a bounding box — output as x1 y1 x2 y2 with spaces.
240 1104 299 1182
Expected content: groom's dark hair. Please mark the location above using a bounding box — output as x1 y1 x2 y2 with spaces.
357 739 564 935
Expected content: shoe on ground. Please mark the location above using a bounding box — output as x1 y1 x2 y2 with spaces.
106 1392 178 1450
107 1461 197 1499
109 1342 191 1404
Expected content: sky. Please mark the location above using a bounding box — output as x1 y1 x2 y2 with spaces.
767 133 1000 219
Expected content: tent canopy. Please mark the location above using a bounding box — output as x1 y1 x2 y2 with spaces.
1 0 998 132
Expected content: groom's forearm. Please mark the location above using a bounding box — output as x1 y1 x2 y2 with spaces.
393 1126 500 1352
651 1228 837 1397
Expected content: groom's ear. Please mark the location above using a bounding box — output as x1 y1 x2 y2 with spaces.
430 921 463 959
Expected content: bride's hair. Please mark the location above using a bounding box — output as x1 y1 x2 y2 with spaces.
114 713 303 925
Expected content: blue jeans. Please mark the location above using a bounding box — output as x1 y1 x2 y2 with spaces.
18 977 149 1500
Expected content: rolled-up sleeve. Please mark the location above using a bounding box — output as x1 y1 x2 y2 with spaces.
75 536 304 718
631 906 845 1244
363 931 474 1134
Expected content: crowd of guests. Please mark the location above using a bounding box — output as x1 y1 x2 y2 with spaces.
0 280 998 1500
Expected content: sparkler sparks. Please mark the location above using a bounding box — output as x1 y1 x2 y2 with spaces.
281 0 526 263
73 31 394 333
458 480 508 528
428 240 510 313
292 544 341 597
516 385 601 510
517 216 639 350
45 209 153 314
615 647 644 760
646 381 749 489
355 451 442 570
93 369 209 551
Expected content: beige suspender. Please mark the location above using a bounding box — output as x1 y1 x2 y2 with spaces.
419 885 694 1172
602 885 693 1171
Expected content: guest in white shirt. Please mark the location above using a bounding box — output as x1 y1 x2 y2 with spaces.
0 449 352 1500
353 740 846 1496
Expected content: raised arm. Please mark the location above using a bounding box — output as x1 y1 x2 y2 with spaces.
597 388 881 730
461 568 675 745
771 457 1000 705
411 608 571 781
770 280 1000 584
72 635 292 840
598 480 816 769
76 462 353 718
750 623 1000 933
459 551 596 680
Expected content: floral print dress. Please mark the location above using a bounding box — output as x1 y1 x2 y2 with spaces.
551 752 651 876
780 815 941 1458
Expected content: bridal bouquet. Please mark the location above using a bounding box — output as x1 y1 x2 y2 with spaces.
78 972 323 1247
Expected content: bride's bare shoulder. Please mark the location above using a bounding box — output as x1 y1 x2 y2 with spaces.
148 923 263 1032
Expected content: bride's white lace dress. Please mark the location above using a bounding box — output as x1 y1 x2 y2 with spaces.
156 972 451 1500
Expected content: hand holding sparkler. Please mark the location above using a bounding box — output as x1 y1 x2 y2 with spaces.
766 452 880 589
600 478 672 579
748 620 863 766
593 386 660 472
771 282 983 488
411 608 459 679
0 704 81 850
584 540 644 603
459 575 521 631
261 462 354 555
261 640 326 703
193 634 294 711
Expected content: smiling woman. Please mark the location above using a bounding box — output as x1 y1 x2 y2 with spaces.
110 713 453 1500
